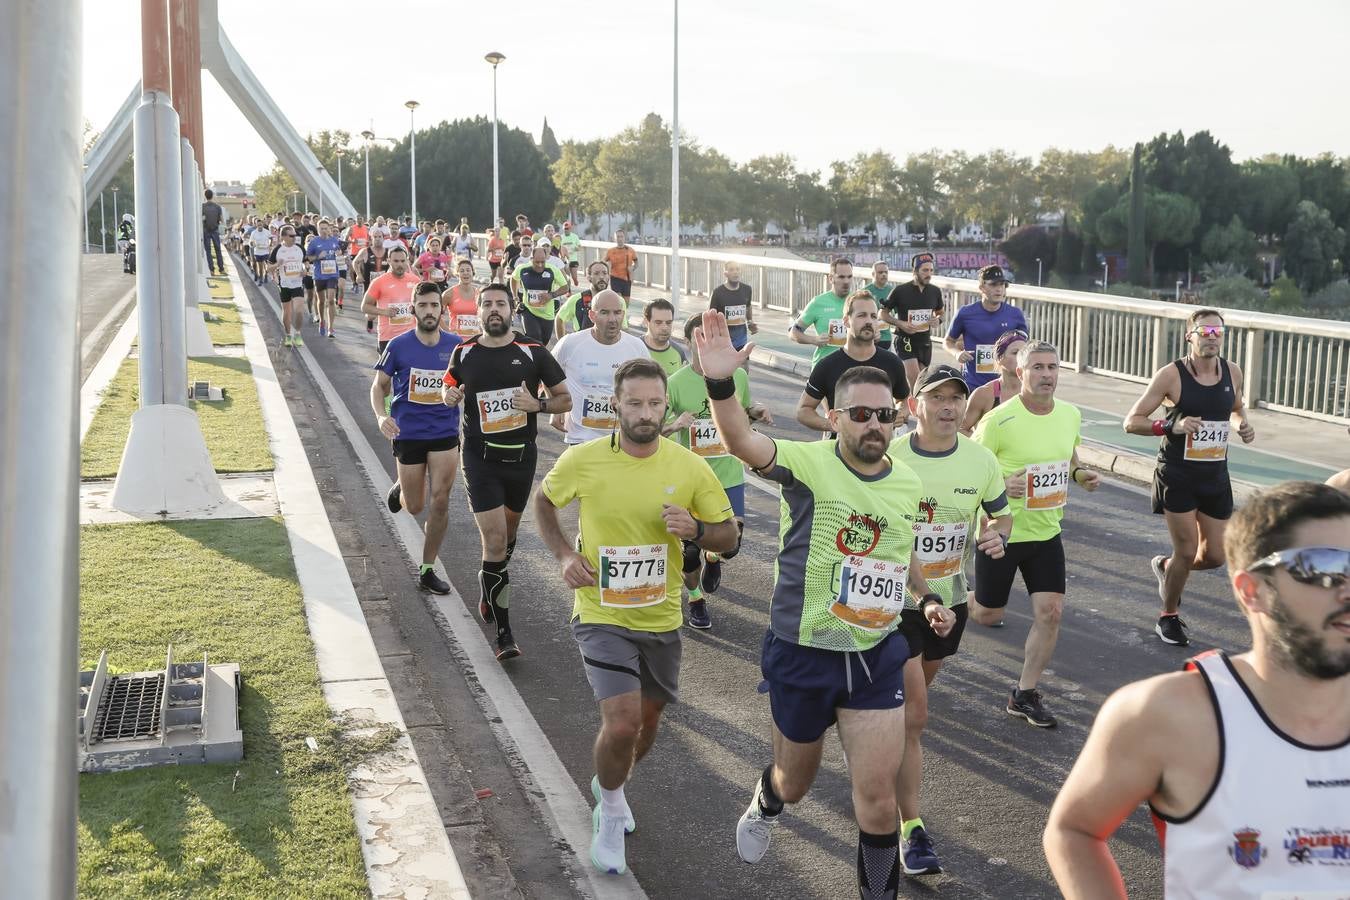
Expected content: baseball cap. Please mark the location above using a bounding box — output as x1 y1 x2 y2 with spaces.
912 252 935 270
535 237 553 249
913 363 969 395
978 264 1009 284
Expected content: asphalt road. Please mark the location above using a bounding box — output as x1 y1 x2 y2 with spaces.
237 259 1254 899
79 254 136 383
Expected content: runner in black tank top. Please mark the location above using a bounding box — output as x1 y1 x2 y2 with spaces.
1123 309 1256 646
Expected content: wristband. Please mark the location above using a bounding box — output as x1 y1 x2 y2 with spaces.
1151 419 1166 436
919 593 942 611
693 519 706 542
1071 466 1084 483
705 376 737 401
538 395 547 414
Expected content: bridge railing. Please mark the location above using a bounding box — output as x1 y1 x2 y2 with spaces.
473 235 1350 424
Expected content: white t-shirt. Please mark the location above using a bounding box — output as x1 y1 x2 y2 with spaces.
551 330 651 444
250 228 272 254
274 244 305 288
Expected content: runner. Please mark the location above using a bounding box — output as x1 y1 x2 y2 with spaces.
361 245 421 354
202 188 225 276
605 230 638 301
352 229 388 336
372 282 461 595
961 329 1028 435
334 221 350 310
970 340 1099 728
641 299 686 377
414 235 453 289
443 259 481 339
663 314 773 629
555 260 612 339
486 227 506 282
880 253 945 392
249 220 273 284
453 224 474 261
796 291 908 435
1124 308 1256 646
693 310 954 900
943 265 1029 390
560 220 582 286
442 282 571 660
296 214 319 324
1331 468 1350 492
708 260 757 370
502 230 523 277
550 291 650 445
305 219 342 339
512 245 570 344
1045 481 1350 899
862 260 896 352
890 363 1012 877
268 225 306 346
789 257 853 366
534 358 739 875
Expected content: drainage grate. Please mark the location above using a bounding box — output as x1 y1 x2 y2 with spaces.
93 673 164 741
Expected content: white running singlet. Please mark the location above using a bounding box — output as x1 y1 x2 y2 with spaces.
1152 650 1350 898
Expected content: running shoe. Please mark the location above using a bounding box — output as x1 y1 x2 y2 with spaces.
292 335 305 347
495 632 521 661
282 335 292 348
590 775 635 833
687 599 712 630
1156 614 1190 646
735 776 780 864
366 319 374 334
328 329 336 340
902 826 943 876
419 568 451 595
318 326 327 338
1150 555 1168 605
1007 687 1057 728
386 482 403 513
590 804 628 875
700 557 723 594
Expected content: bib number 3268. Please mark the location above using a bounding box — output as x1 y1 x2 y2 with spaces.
598 544 667 608
830 555 907 631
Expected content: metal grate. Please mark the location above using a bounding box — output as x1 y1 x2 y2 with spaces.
93 673 164 741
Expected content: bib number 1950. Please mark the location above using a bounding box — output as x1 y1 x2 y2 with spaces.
830 555 907 631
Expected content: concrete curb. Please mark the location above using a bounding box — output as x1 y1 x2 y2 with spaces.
226 265 471 899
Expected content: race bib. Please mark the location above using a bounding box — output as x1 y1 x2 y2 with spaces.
724 304 748 327
689 418 727 458
488 249 503 263
527 289 549 308
598 544 668 608
407 367 444 405
1184 420 1229 461
388 302 414 325
477 387 527 434
830 555 907 631
975 344 997 374
581 392 617 431
1025 461 1070 510
430 267 445 281
908 308 933 328
827 318 847 346
282 261 303 276
913 521 968 580
319 259 337 276
336 254 348 267
455 314 481 337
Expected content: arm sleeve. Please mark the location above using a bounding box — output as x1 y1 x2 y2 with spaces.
374 342 397 376
890 358 910 401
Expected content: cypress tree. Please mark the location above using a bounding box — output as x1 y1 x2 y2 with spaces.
1127 143 1147 285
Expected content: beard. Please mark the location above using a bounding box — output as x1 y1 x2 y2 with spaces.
840 428 888 464
618 417 660 445
484 314 510 337
417 314 441 333
1268 595 1350 680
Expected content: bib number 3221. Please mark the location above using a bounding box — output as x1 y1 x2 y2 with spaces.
830 555 907 631
1025 461 1070 510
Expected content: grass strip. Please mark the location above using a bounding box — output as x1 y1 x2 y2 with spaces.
77 518 369 899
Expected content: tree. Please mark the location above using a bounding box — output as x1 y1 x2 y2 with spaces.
1267 274 1303 311
740 154 798 234
1127 143 1147 285
839 151 903 239
683 147 738 237
898 151 948 246
998 226 1055 283
1034 146 1128 218
1236 160 1300 239
595 113 670 235
1286 153 1350 233
1283 200 1346 292
539 118 561 164
1097 188 1200 283
551 139 602 227
1055 215 1084 276
1200 215 1259 274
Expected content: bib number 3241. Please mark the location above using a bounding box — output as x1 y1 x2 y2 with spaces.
830 555 907 631
1184 421 1229 461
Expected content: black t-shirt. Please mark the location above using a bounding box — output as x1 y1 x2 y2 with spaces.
504 243 521 268
882 281 944 340
804 346 910 409
709 283 753 314
446 336 566 447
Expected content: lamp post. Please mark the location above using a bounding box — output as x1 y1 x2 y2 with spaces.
405 100 419 225
1176 280 1184 303
360 130 373 219
290 189 299 215
335 148 345 192
1035 257 1042 287
1102 260 1109 293
484 52 505 229
112 185 119 229
82 164 89 253
100 191 107 253
670 0 681 309
316 165 325 218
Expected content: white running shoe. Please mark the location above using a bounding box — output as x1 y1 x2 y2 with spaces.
735 777 780 864
590 805 628 875
591 775 635 834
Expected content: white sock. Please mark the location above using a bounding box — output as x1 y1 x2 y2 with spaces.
600 783 627 818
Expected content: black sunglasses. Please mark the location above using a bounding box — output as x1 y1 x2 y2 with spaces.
1247 546 1350 590
840 406 899 424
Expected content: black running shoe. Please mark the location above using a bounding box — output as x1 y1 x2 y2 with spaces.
495 632 521 661
386 482 402 513
366 318 374 333
687 599 712 630
700 557 722 594
419 568 451 595
1156 614 1190 646
1007 687 1057 728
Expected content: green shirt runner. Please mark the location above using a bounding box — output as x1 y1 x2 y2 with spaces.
973 395 1082 543
796 291 848 366
666 365 751 489
863 282 894 344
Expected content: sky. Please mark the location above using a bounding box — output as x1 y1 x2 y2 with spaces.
82 0 1350 187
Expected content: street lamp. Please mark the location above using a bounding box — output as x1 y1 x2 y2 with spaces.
405 100 419 225
1102 260 1109 293
99 191 107 253
360 129 374 219
335 148 345 192
1035 257 1042 287
290 189 300 214
316 165 325 218
484 52 505 229
1176 280 1184 303
111 185 119 231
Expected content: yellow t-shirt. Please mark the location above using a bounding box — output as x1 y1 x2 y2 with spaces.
541 436 733 632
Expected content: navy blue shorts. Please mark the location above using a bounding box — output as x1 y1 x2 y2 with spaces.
314 278 338 290
758 629 908 744
724 482 745 518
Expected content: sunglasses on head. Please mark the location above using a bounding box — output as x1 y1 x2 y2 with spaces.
1247 546 1350 590
1190 324 1225 338
840 406 899 424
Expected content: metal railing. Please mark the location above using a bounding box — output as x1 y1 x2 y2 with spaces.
474 236 1350 424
